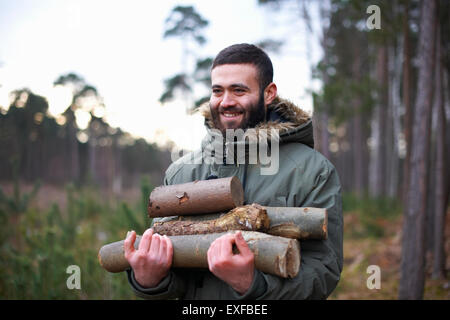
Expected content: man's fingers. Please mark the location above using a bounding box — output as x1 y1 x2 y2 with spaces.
219 233 234 259
207 237 219 269
158 234 167 258
124 230 136 258
234 231 252 256
149 233 161 256
163 235 173 266
139 228 153 252
207 242 217 272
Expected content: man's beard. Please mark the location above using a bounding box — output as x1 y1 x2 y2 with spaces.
244 90 266 129
210 90 266 135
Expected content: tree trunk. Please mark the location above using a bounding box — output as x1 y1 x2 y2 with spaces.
98 231 301 278
66 109 80 182
432 24 447 279
388 42 402 198
369 45 388 198
320 112 330 159
316 5 330 160
402 0 413 204
148 176 244 217
399 0 437 300
352 43 364 196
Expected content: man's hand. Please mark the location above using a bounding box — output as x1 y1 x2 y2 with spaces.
124 228 173 288
207 231 255 295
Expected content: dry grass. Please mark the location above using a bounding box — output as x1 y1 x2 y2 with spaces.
329 209 450 300
0 181 142 210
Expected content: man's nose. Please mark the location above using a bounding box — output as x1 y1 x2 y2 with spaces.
220 91 236 108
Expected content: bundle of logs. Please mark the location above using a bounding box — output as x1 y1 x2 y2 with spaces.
98 177 327 279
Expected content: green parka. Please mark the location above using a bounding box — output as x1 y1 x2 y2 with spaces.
127 96 343 300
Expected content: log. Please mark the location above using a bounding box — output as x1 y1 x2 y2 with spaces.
264 206 327 240
152 204 270 236
98 231 300 278
172 205 327 240
148 177 244 218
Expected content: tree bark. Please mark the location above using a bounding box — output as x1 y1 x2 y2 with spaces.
432 24 447 279
350 39 364 196
369 45 388 198
98 231 300 278
388 41 402 199
402 0 412 204
315 4 330 160
399 0 437 300
148 176 244 217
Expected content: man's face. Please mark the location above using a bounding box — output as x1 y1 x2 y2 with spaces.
209 64 265 134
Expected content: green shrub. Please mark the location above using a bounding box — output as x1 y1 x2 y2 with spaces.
0 180 155 299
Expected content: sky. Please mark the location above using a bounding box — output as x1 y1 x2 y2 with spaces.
0 0 323 151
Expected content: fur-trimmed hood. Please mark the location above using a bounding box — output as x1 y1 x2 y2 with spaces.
198 96 314 148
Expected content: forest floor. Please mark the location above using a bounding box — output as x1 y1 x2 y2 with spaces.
329 207 450 300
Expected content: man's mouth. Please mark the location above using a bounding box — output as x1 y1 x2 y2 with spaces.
221 111 243 119
222 112 242 118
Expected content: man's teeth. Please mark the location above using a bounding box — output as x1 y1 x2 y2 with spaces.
223 112 241 118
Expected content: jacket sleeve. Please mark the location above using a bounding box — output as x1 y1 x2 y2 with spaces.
257 160 343 300
126 268 187 300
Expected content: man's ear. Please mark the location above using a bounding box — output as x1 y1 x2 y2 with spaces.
264 82 277 106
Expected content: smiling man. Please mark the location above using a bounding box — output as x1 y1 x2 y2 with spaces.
210 65 273 133
124 43 343 300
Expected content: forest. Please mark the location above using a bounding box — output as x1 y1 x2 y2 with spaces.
0 0 449 300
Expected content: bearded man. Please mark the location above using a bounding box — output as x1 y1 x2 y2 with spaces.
124 43 343 300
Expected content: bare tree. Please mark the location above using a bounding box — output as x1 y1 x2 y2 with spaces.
432 22 447 280
399 0 437 300
369 45 388 198
402 0 412 203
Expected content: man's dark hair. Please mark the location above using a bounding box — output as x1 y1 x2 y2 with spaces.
212 43 273 91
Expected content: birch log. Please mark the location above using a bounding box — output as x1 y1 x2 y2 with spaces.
98 231 300 278
148 177 244 217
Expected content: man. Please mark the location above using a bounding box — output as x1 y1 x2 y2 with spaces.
124 43 343 299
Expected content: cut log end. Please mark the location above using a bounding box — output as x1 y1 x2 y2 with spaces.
97 251 103 268
239 231 301 278
323 209 328 240
286 239 301 278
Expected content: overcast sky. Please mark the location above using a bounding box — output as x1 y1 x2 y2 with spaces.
0 0 322 150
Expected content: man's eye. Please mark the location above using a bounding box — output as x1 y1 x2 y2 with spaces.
212 89 222 94
234 88 245 93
